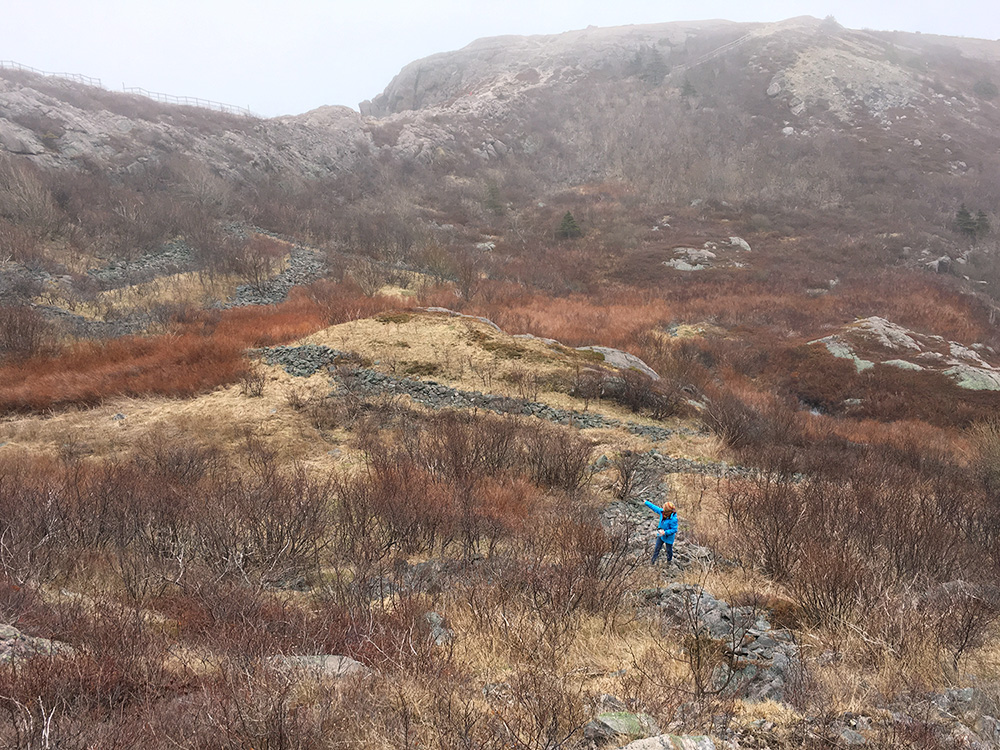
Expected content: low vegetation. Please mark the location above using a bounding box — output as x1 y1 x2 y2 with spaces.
2 28 1000 746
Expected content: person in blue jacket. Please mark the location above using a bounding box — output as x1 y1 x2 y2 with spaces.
644 500 678 564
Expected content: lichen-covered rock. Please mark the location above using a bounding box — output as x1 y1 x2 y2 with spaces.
584 711 660 744
810 317 1000 390
424 611 454 646
575 346 660 381
265 654 370 679
637 584 801 704
620 734 716 750
0 624 75 663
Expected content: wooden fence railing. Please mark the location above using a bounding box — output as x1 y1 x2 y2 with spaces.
0 60 257 118
0 60 102 87
122 86 256 117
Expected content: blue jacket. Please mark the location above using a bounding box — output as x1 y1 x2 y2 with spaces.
644 500 678 543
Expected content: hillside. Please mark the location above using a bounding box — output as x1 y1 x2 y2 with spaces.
2 16 1000 750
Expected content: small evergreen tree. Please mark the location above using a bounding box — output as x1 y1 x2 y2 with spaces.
629 45 668 85
681 79 697 99
973 79 999 100
957 205 977 238
976 210 991 238
819 15 842 33
558 211 582 239
483 182 505 216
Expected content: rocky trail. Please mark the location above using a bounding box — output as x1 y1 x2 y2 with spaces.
259 344 754 483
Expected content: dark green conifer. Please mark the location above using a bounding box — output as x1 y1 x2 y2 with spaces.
558 211 582 239
976 210 991 238
957 205 977 238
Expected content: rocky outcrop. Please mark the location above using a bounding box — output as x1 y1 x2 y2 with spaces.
0 623 75 663
810 316 1000 390
766 42 921 122
0 71 372 177
663 238 751 272
638 584 801 704
578 346 660 381
621 736 716 750
265 654 370 679
584 711 660 745
363 20 749 117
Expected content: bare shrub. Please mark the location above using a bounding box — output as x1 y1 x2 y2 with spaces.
522 423 593 495
185 663 334 750
790 542 877 626
349 259 386 297
505 364 543 401
567 508 637 619
0 219 44 267
220 235 285 292
0 604 171 748
702 389 798 454
611 450 656 502
238 367 267 398
0 156 60 234
0 456 65 584
969 417 1000 494
0 306 52 361
722 472 804 581
133 430 222 486
571 366 605 411
922 581 1000 671
490 670 588 750
619 370 682 419
195 466 331 586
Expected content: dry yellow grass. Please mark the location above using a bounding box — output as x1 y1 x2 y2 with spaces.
0 307 720 471
296 310 718 457
33 251 288 324
0 360 348 472
90 269 253 312
301 311 572 396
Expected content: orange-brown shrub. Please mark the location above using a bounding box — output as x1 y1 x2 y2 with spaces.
0 284 408 413
723 453 999 635
777 345 1000 428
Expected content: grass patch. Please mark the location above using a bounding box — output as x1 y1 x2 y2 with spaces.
376 312 414 325
403 361 441 377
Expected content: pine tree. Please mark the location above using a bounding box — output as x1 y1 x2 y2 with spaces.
629 45 668 85
558 211 582 239
957 205 977 238
483 182 504 216
976 210 991 239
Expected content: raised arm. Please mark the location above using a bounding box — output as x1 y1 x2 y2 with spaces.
643 500 663 514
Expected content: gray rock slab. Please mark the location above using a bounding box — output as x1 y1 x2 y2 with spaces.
265 654 370 679
621 735 716 750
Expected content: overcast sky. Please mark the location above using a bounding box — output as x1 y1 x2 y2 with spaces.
4 1 999 117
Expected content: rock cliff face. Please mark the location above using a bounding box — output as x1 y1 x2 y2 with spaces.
360 19 749 116
0 72 373 178
2 16 1000 199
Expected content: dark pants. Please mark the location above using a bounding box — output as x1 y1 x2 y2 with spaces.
652 537 673 564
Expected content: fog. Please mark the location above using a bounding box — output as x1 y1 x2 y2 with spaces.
4 0 999 116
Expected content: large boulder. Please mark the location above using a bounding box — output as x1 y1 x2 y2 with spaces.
0 623 75 664
584 711 660 744
264 654 370 680
639 584 801 703
576 346 660 381
620 735 716 750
